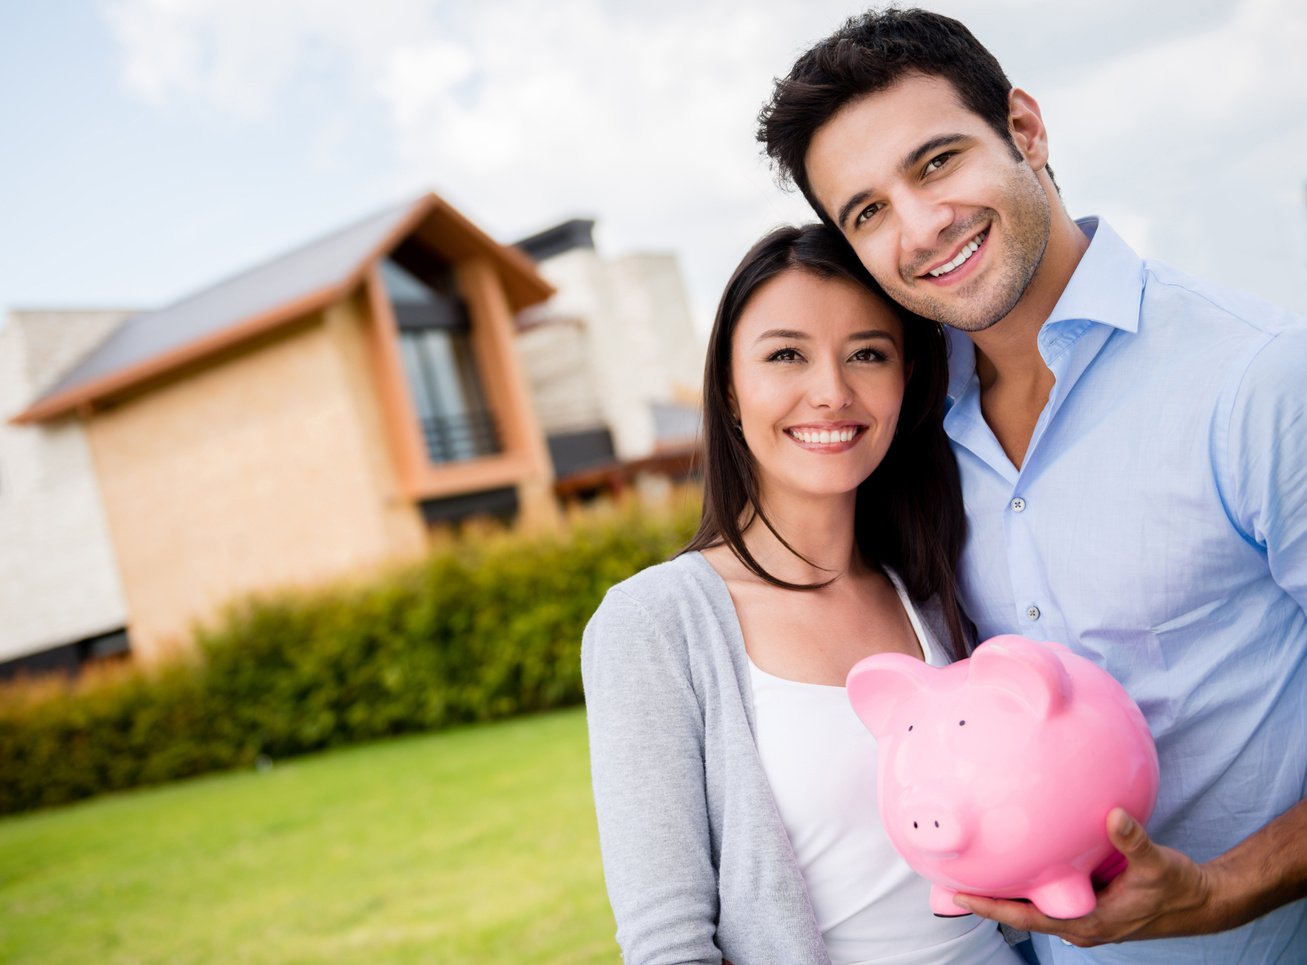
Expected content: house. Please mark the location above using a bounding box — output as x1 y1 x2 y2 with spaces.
0 310 135 677
9 192 557 666
513 219 703 503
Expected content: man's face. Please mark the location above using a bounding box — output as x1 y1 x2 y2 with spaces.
806 73 1051 333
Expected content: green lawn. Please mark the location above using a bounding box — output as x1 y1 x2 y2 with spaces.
0 707 617 963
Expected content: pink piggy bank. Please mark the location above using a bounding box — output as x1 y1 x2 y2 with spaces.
846 634 1159 919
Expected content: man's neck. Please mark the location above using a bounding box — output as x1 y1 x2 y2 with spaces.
969 212 1089 468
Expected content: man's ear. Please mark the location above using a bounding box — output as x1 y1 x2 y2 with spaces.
1008 87 1050 172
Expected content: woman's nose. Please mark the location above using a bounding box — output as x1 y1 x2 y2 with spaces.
807 361 853 410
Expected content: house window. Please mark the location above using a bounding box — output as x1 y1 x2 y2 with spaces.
381 248 501 465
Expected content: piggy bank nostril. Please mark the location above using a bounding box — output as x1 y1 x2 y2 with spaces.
934 821 940 828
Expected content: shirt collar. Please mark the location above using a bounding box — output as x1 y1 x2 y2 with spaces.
1045 217 1144 336
945 217 1146 400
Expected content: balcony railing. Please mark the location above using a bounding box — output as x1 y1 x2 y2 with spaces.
419 409 501 465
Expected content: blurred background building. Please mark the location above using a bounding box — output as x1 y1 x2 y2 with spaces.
0 310 135 677
1 195 704 678
514 218 701 504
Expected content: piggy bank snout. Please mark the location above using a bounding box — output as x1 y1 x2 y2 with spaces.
897 802 971 855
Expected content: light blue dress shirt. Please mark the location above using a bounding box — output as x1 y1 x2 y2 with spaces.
944 218 1307 963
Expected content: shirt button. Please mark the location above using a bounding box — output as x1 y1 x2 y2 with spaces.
1026 605 1041 621
1010 497 1026 512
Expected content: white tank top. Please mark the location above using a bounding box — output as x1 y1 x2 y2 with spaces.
748 572 1019 965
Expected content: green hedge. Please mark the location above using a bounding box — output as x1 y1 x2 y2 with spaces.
0 496 699 815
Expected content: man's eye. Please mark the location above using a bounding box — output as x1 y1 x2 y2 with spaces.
766 347 802 362
925 151 956 174
855 202 883 227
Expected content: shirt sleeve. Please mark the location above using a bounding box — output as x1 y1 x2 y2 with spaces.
581 585 724 964
1221 328 1307 609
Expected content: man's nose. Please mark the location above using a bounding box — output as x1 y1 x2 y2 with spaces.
897 192 955 261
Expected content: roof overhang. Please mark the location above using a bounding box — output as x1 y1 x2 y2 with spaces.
12 192 554 425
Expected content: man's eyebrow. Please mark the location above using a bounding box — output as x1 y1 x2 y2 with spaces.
834 133 970 231
836 191 875 233
901 133 968 174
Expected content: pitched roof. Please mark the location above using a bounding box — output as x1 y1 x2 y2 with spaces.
14 192 551 424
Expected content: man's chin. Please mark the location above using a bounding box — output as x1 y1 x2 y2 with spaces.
886 277 1027 333
882 289 1002 333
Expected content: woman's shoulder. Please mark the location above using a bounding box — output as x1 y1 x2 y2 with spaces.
588 549 731 685
583 552 726 666
598 551 713 614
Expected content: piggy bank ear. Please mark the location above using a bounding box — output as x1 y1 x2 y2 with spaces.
968 635 1070 719
846 653 933 738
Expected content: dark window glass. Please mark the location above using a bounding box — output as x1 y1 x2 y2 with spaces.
381 256 500 464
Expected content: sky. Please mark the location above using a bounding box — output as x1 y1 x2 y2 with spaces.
2 0 1304 337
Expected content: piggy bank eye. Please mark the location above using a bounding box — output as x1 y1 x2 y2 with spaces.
958 720 966 726
907 724 914 732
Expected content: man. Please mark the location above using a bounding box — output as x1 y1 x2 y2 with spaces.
758 8 1306 963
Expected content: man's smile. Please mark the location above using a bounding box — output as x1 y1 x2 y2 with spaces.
919 228 989 284
926 230 988 278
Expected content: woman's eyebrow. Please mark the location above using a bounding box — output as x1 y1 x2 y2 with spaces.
753 328 899 344
754 328 808 343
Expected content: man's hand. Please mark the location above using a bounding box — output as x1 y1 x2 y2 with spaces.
952 809 1219 947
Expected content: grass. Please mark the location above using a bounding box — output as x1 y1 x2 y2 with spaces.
0 707 617 963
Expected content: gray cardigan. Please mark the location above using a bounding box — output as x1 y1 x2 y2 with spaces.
581 551 954 964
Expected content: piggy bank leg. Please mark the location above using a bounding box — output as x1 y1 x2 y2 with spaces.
1028 874 1097 919
929 884 968 917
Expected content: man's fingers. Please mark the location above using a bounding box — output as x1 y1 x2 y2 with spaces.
953 894 1050 932
1108 808 1150 859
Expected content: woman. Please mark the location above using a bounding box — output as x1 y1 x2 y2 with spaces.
582 225 1020 963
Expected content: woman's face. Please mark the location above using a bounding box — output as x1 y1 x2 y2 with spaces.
730 268 907 508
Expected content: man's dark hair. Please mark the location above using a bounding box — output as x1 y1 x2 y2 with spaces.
758 7 1049 222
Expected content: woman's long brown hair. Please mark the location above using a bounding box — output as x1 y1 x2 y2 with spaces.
681 224 970 660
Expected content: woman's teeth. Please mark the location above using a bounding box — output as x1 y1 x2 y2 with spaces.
928 232 986 278
790 427 857 444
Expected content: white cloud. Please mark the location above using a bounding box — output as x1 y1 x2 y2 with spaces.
1040 0 1307 302
100 0 443 115
98 0 1307 324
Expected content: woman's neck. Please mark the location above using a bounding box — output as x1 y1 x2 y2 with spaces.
738 490 862 586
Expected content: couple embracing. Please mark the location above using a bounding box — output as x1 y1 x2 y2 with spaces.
582 9 1307 964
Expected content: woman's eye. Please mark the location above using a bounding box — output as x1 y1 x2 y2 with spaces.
766 347 803 363
850 347 888 363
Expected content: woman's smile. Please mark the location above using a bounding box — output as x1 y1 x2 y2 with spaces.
785 422 867 450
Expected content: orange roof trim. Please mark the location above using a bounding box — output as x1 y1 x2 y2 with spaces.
13 192 553 424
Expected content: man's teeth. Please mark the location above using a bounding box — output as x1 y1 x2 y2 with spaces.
790 427 857 444
928 232 986 278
